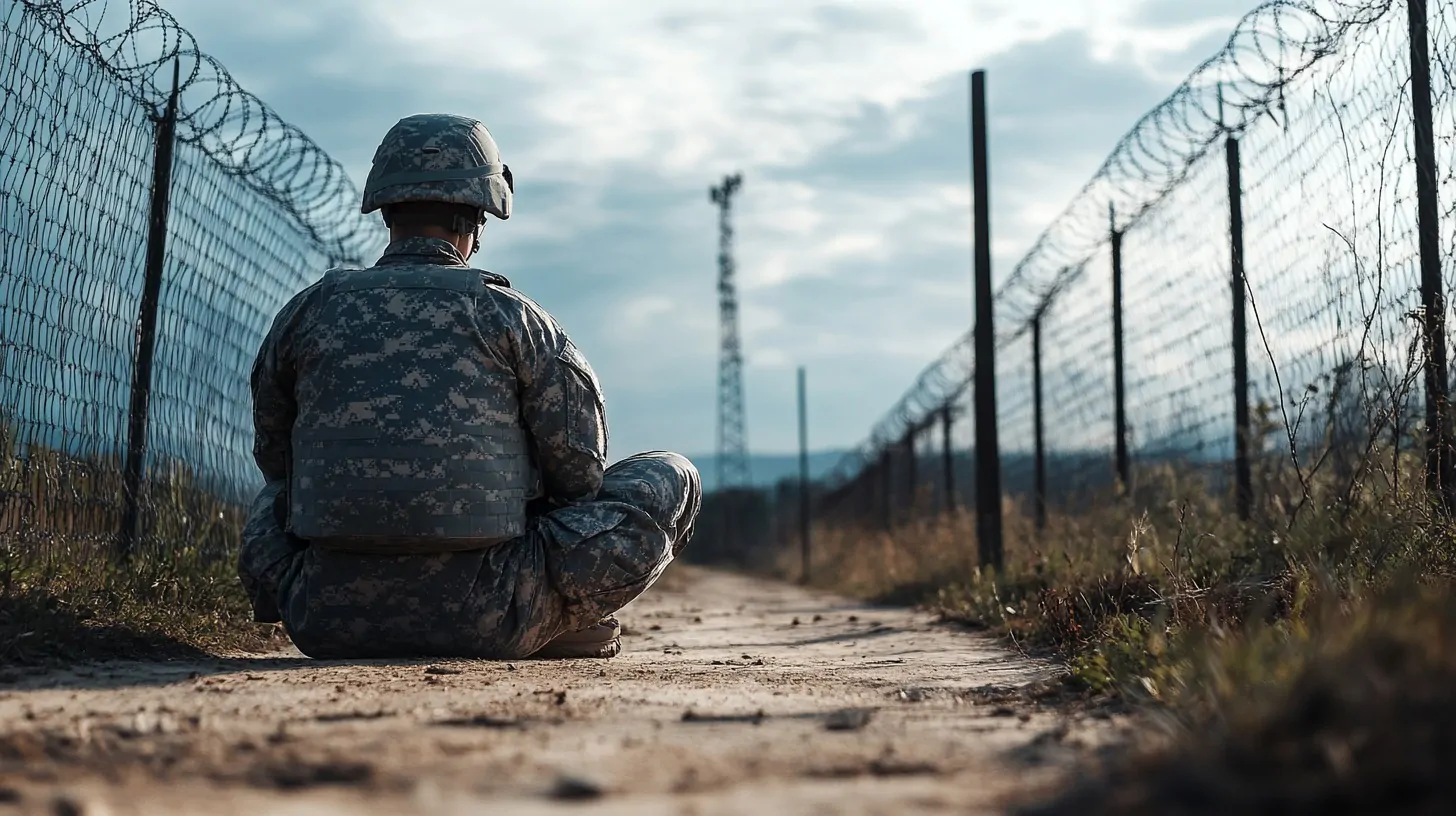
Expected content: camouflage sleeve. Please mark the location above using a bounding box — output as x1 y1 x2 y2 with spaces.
506 293 608 504
250 284 321 482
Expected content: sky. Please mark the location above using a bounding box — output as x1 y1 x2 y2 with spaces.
155 0 1262 462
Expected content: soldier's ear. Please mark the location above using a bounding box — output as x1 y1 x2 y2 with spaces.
469 218 484 258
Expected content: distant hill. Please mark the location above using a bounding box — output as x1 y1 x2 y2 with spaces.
678 451 851 493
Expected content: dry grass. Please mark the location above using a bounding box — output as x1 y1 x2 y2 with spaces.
0 422 286 665
0 542 288 665
1018 584 1456 814
775 434 1456 811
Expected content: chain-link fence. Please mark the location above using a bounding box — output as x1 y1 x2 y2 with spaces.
794 0 1456 553
1 0 385 556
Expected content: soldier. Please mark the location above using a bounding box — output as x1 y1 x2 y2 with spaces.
237 113 700 660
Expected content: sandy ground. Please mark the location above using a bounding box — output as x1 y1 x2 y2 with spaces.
0 567 1130 815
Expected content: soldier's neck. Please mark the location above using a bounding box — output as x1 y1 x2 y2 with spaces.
391 228 473 258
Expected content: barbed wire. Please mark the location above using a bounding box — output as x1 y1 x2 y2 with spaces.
1 0 386 554
17 0 378 265
820 0 1415 502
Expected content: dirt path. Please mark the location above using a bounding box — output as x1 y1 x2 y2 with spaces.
0 567 1126 815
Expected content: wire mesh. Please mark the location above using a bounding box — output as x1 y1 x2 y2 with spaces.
1 0 386 555
820 0 1456 530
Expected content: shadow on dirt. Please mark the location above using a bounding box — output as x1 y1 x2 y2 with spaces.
0 588 220 667
0 587 510 692
1014 600 1456 815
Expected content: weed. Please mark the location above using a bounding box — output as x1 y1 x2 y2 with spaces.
771 431 1456 809
1 421 282 665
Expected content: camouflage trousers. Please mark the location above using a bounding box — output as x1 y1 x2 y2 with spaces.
237 451 700 660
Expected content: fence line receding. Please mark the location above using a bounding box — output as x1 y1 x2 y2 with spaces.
807 0 1456 545
1 0 386 557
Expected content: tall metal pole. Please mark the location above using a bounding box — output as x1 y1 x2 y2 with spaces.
797 366 811 583
971 69 1003 570
879 450 893 530
1033 313 1047 532
860 470 874 527
941 405 955 513
1110 207 1130 492
905 428 918 514
119 59 180 560
1227 135 1252 521
1409 0 1454 511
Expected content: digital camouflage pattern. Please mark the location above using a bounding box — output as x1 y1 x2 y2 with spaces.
242 236 700 658
250 238 606 509
238 450 699 659
285 259 533 551
360 114 512 220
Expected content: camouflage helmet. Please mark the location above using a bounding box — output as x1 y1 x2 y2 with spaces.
360 113 512 220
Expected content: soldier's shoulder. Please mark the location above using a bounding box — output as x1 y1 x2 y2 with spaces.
265 276 328 327
474 268 512 289
290 272 335 298
296 275 332 299
477 276 559 323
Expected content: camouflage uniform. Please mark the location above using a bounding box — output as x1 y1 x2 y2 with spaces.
236 115 700 659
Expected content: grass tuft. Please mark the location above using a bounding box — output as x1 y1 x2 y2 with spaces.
1 423 286 665
0 544 287 666
769 435 1456 810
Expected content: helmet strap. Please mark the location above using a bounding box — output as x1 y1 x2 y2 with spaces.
449 210 486 258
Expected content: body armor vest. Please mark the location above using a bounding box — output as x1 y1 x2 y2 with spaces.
287 265 529 553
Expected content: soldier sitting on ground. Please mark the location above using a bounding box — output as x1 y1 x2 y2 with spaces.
236 113 701 660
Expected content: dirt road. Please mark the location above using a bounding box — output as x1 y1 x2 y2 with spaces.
0 567 1125 815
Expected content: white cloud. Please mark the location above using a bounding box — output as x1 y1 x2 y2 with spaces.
353 0 1164 177
154 0 1258 457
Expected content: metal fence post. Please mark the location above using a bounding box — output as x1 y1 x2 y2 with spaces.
941 406 956 513
904 427 917 515
853 469 869 527
1033 312 1047 531
865 467 877 528
797 366 811 583
971 69 1004 570
850 472 864 527
119 59 181 560
879 450 893 530
1408 0 1454 511
1110 207 1130 492
1226 134 1252 521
